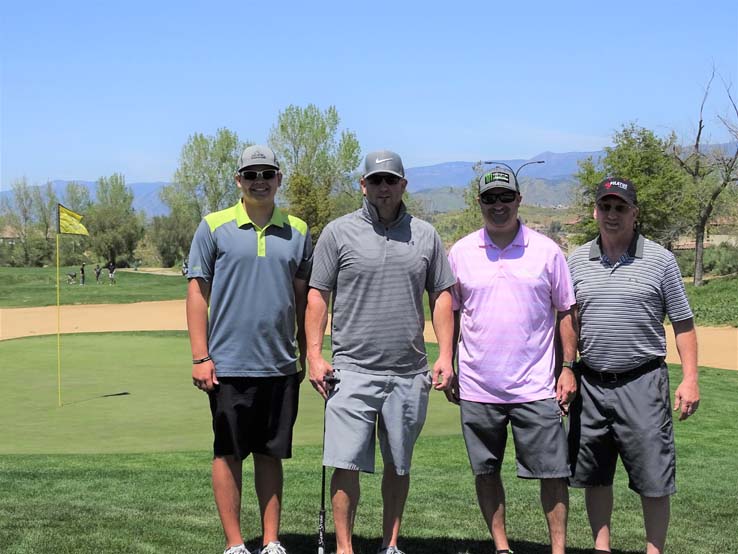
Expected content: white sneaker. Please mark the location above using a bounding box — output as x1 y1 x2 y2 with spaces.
224 545 250 554
378 547 405 554
257 542 287 554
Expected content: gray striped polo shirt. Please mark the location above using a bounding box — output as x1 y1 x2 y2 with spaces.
568 234 693 373
188 201 312 377
310 198 456 375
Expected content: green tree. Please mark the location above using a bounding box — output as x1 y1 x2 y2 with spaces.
269 104 361 240
58 182 93 265
149 211 198 267
86 173 144 265
573 124 695 247
31 181 58 262
164 128 247 220
0 178 46 266
672 71 738 285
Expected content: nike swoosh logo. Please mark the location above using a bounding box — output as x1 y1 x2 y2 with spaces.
375 157 394 164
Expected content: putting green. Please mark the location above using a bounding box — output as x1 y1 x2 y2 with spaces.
0 331 461 454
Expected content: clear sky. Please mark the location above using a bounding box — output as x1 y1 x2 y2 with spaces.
2 0 737 188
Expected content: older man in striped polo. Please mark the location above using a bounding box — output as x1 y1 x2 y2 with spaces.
567 177 700 554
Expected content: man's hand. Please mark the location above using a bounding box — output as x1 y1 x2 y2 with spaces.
443 372 460 405
192 360 218 392
432 357 454 391
674 378 700 421
308 355 335 399
556 366 577 414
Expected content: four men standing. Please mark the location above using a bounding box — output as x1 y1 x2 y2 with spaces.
186 145 700 554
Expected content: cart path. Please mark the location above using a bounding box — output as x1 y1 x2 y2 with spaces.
2 300 736 371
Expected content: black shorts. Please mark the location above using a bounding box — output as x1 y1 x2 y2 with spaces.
209 374 300 460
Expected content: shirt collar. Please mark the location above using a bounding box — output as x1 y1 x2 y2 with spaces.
477 220 528 249
361 197 408 227
589 233 644 260
235 201 286 229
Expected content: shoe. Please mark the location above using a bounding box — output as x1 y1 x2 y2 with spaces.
257 542 287 554
224 545 250 554
378 547 405 554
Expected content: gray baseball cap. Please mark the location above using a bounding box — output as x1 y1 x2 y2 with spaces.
363 150 405 178
238 145 280 171
479 167 518 194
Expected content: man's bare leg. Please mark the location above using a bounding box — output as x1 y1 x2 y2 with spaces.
332 468 360 554
475 473 509 551
540 478 568 554
213 455 244 548
642 495 670 554
381 463 410 548
585 486 613 552
254 453 283 546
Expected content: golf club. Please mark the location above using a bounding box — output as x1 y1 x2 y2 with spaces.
318 373 339 554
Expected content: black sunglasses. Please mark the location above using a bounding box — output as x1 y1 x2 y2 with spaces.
366 174 402 186
480 191 517 204
239 169 278 181
597 202 631 213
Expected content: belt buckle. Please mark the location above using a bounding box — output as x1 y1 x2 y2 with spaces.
601 371 619 383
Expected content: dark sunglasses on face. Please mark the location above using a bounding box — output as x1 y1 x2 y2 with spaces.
480 191 517 204
240 169 278 181
597 202 631 213
366 174 402 186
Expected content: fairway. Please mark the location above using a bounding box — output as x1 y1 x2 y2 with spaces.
1 332 737 553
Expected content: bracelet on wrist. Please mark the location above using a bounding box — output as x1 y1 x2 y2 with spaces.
192 355 212 365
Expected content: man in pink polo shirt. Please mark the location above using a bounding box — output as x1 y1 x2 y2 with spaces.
447 167 578 554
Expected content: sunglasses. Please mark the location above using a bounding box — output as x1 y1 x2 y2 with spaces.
366 174 402 186
239 169 278 181
480 191 517 204
597 202 631 213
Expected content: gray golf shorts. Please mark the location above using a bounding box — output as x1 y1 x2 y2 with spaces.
568 362 676 497
323 368 431 475
460 397 570 479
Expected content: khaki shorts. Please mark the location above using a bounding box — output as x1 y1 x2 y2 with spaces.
323 368 431 475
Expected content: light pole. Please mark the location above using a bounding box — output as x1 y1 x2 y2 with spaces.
483 159 545 181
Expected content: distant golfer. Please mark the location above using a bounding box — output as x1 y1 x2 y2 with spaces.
567 177 700 554
306 150 455 554
79 262 85 286
187 145 312 554
107 261 116 285
94 264 102 283
447 168 577 554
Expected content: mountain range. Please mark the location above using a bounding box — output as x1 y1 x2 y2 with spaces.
2 149 605 215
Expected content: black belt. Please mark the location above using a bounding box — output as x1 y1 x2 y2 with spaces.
576 357 663 384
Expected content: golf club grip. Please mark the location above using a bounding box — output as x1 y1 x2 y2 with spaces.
318 508 326 554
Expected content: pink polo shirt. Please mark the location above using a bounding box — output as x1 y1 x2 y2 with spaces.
448 224 575 404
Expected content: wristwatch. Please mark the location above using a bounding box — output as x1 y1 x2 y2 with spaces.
562 361 575 370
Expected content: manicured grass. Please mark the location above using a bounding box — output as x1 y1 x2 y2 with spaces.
0 266 187 308
684 275 738 327
1 332 736 553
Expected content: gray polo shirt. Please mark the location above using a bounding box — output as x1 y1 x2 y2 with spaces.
310 198 455 376
568 234 693 373
188 201 312 377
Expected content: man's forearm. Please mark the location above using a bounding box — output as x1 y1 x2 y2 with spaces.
305 288 329 359
186 278 210 359
431 289 454 360
673 318 698 380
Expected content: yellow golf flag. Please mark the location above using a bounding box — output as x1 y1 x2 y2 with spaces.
58 204 89 236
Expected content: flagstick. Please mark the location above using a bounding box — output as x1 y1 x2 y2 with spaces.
56 233 62 408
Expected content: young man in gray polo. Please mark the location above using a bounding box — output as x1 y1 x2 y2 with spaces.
187 145 312 554
567 177 700 554
305 150 456 554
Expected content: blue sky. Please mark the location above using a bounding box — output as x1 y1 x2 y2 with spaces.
1 0 736 188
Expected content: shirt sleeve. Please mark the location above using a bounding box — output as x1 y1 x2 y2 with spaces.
295 227 313 281
309 223 339 291
426 229 456 293
187 219 216 281
551 246 576 312
661 252 693 322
